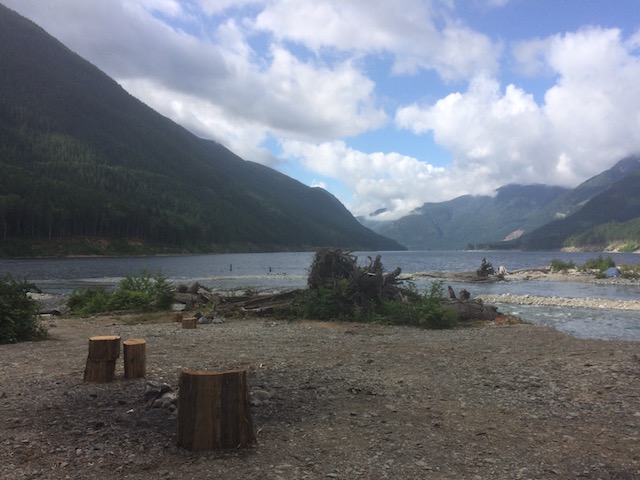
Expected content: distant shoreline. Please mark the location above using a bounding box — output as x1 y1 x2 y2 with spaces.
408 268 640 310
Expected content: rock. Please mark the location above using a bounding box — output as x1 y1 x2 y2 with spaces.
145 381 173 404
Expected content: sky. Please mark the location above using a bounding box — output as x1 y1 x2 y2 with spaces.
4 0 640 221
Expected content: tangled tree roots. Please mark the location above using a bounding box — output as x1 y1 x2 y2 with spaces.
308 248 406 308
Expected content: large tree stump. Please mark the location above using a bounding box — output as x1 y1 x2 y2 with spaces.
83 335 121 383
123 338 146 379
177 369 256 450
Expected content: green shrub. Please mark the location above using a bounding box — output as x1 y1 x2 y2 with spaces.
382 281 457 329
108 289 152 311
619 263 640 279
581 255 615 272
67 287 111 315
550 259 576 272
287 279 457 329
295 279 353 320
0 274 47 344
67 270 175 314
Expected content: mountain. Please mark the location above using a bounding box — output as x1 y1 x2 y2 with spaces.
367 155 640 250
508 169 640 250
0 4 404 255
369 184 568 250
524 155 640 227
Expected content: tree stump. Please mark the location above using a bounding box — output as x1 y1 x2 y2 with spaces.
123 338 146 379
171 312 183 323
182 317 197 329
83 335 121 383
177 369 256 450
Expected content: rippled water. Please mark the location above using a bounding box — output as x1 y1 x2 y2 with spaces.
1 250 639 340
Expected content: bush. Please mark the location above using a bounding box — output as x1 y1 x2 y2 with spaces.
67 270 175 314
580 255 615 272
115 270 174 310
0 274 47 344
288 279 457 329
295 279 355 321
550 259 575 272
571 255 616 279
67 287 111 315
381 281 458 329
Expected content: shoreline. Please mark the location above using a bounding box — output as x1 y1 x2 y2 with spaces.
475 292 640 311
408 269 640 311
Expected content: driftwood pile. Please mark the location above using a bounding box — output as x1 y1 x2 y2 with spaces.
173 249 502 323
307 248 406 306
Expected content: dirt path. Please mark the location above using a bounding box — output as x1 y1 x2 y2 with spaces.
2 315 640 479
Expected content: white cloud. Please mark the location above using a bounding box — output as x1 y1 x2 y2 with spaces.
280 140 447 219
396 27 640 196
252 0 500 79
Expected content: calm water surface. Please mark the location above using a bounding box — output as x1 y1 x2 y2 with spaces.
1 250 639 340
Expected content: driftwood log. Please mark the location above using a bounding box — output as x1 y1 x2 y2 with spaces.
442 298 499 322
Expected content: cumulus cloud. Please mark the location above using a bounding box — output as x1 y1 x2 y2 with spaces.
396 27 640 195
280 140 447 219
252 0 500 78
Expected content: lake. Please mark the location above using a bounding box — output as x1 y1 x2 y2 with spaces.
1 250 639 341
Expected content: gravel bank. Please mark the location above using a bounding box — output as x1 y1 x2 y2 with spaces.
2 315 640 479
475 293 640 311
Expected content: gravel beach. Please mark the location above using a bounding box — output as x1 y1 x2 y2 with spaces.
2 310 640 479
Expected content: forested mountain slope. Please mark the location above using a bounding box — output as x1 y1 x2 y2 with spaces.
508 171 640 250
0 5 403 255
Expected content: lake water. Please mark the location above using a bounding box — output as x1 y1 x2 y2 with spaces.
1 250 639 341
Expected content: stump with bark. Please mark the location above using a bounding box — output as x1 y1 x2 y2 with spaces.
123 338 146 379
182 317 197 329
83 335 121 383
177 369 255 450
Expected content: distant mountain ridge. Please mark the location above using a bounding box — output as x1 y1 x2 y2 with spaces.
0 4 404 255
510 165 640 250
366 155 640 250
367 184 569 250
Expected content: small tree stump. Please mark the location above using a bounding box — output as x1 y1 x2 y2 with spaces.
177 369 256 450
123 338 146 379
171 312 183 323
182 317 197 329
83 335 121 383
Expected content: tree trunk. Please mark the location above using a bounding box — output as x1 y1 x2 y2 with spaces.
83 335 121 383
177 369 256 450
123 338 146 379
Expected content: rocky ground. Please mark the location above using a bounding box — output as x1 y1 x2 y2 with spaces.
2 310 640 479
